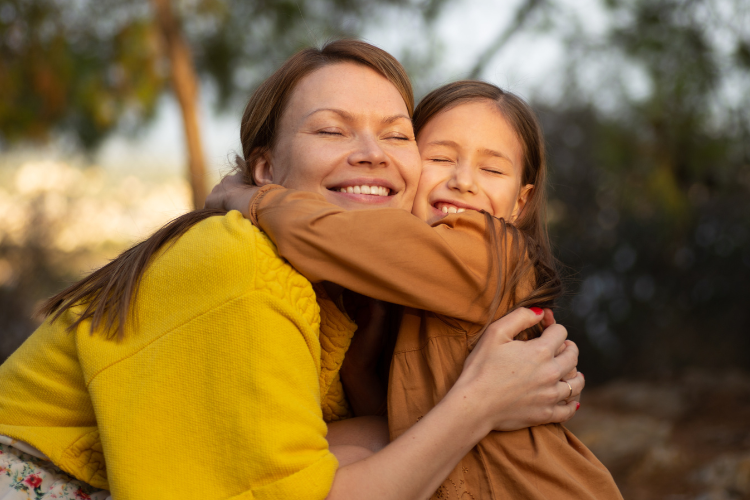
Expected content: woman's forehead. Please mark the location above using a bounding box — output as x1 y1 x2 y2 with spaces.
285 63 409 123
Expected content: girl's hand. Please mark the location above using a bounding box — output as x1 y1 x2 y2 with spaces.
451 307 583 433
204 173 258 217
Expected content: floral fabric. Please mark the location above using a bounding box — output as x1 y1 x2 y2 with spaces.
0 443 110 500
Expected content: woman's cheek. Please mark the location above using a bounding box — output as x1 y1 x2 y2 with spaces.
392 146 422 182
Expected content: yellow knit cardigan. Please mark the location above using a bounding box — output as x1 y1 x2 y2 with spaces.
0 211 356 499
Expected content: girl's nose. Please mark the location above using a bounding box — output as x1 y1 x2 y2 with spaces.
448 162 478 193
348 135 388 168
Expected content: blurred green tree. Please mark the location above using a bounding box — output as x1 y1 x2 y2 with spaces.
0 0 448 208
479 0 750 379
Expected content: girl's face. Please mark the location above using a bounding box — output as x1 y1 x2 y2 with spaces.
412 101 533 225
257 62 421 212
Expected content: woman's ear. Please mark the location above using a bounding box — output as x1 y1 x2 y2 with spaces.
251 149 274 186
511 184 534 222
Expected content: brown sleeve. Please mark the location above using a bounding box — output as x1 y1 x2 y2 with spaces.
251 186 521 324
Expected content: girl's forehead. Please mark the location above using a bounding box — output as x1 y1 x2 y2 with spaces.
430 100 507 127
419 102 520 150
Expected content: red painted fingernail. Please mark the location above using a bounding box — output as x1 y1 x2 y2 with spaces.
530 307 543 315
576 402 581 411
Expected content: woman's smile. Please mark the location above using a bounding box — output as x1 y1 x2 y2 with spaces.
326 177 396 204
260 63 422 212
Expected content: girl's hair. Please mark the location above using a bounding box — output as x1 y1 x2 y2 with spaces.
413 81 562 340
39 39 414 339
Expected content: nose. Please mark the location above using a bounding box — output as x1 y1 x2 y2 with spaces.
448 161 478 194
347 134 388 168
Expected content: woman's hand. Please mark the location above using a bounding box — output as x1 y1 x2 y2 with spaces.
204 172 258 217
451 307 583 434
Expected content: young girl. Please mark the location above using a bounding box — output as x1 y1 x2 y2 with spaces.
216 81 623 499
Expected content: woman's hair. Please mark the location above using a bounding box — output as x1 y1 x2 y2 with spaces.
39 39 413 339
413 81 562 340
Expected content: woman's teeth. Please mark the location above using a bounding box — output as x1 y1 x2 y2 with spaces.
337 185 390 196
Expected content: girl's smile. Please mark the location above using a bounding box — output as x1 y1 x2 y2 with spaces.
411 100 534 225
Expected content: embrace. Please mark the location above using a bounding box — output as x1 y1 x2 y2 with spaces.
0 40 622 500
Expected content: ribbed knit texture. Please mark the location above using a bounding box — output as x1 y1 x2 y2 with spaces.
0 211 355 499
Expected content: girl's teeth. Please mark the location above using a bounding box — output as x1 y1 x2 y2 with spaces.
437 204 467 214
353 186 361 194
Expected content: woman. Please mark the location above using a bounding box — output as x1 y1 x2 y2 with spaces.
0 40 581 500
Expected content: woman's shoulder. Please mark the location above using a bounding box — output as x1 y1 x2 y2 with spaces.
156 211 319 321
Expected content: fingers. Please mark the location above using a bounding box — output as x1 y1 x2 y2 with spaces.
532 322 568 358
554 341 566 357
205 183 224 209
226 172 245 185
549 398 580 424
206 174 242 210
484 308 546 345
549 344 579 386
540 308 556 328
557 372 584 402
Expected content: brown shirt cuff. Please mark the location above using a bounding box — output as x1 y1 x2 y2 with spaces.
248 184 284 225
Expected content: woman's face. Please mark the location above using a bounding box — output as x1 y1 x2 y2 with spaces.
411 100 533 225
257 63 421 211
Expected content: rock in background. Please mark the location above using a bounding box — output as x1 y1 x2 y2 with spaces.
567 370 750 499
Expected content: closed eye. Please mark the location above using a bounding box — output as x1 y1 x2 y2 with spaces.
481 168 506 175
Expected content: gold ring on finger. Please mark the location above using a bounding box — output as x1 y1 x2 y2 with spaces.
565 381 573 400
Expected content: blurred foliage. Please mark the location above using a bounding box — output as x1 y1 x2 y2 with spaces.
0 0 164 148
0 0 448 149
525 0 750 381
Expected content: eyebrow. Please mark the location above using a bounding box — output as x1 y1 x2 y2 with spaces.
305 108 411 125
426 140 513 162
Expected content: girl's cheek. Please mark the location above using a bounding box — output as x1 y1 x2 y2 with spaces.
418 165 446 190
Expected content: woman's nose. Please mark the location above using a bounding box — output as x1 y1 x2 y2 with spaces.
348 135 388 167
448 163 478 193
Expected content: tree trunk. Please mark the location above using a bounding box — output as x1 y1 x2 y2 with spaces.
151 0 207 209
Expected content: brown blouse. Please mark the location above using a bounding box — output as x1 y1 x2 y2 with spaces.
250 185 623 500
